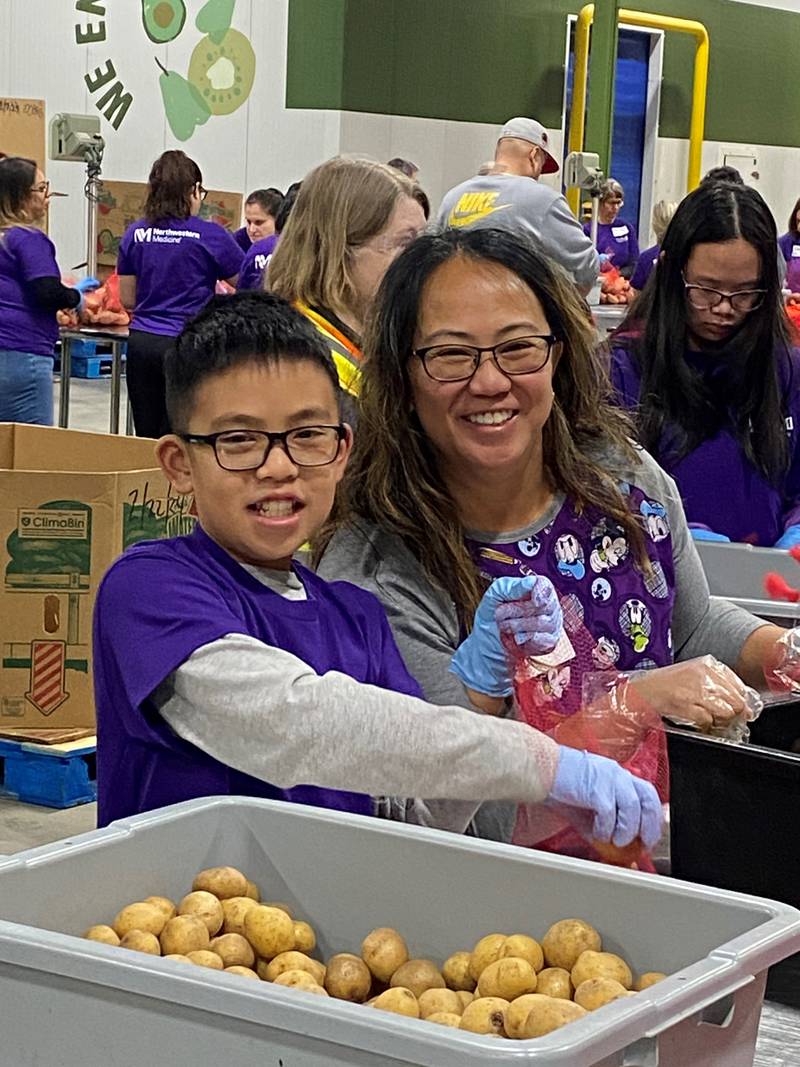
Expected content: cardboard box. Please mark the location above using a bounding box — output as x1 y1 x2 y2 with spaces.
96 181 243 268
0 424 193 730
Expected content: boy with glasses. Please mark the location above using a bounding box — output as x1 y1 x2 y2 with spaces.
93 291 660 853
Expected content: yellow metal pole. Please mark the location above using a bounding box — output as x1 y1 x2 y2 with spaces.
566 7 709 211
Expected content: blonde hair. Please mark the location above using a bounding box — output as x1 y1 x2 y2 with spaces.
268 157 415 320
651 199 678 243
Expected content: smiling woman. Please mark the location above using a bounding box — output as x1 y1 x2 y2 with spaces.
316 227 795 848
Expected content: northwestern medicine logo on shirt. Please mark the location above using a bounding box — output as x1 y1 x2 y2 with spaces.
134 227 202 245
448 192 511 228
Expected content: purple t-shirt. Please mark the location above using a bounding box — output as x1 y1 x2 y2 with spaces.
233 226 251 252
93 524 424 826
0 227 62 356
630 243 659 291
117 216 243 335
237 234 278 291
610 343 800 545
467 484 676 705
585 220 640 271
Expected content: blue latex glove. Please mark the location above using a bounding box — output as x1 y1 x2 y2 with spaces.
548 746 663 848
775 525 800 550
689 525 730 543
75 276 100 293
450 576 563 698
598 253 610 264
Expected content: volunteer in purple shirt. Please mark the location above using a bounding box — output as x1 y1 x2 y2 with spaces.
779 196 800 292
584 179 639 278
318 228 799 846
232 187 283 252
629 199 678 296
236 182 301 291
0 157 97 424
610 180 800 549
117 150 243 438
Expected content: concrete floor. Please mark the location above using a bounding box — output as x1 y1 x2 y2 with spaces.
56 369 130 435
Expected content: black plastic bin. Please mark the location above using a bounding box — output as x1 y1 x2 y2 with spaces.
667 702 800 1007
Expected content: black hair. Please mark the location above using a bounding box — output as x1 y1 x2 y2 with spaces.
166 290 340 430
274 182 301 234
0 156 37 224
618 181 791 483
245 188 284 218
411 184 430 220
387 158 418 178
701 165 744 186
788 196 800 238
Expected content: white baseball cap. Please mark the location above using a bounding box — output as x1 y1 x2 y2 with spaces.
498 117 560 174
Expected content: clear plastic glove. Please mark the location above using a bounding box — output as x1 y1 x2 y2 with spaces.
450 576 563 698
775 524 800 550
547 746 663 848
626 655 760 735
765 626 800 692
689 525 730 543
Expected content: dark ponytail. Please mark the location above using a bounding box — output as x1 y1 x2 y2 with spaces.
144 150 202 223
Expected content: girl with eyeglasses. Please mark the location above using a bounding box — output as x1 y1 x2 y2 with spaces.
0 156 97 424
117 150 243 438
610 181 800 548
316 227 800 851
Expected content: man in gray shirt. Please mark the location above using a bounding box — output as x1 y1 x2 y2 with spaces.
437 117 599 294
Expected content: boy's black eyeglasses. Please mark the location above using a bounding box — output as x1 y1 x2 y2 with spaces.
179 426 346 470
414 335 558 382
681 272 766 313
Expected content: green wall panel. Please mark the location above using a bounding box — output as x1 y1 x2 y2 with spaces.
286 0 800 149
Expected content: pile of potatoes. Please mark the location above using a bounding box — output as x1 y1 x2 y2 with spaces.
82 866 667 1041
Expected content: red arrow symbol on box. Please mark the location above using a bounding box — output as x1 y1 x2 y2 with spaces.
25 640 69 716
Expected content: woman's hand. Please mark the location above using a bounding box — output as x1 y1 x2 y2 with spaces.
627 656 752 731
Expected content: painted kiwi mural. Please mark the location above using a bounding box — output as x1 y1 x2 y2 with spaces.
144 0 256 141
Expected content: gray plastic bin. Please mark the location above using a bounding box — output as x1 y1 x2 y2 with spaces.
695 540 800 622
1 796 799 1067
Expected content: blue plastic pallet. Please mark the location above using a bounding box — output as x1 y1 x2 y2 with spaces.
70 354 114 379
0 737 97 809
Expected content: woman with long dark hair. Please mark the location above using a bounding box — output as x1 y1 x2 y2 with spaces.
610 181 800 548
117 150 243 437
779 195 800 292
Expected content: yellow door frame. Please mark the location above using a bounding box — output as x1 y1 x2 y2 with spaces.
567 4 709 215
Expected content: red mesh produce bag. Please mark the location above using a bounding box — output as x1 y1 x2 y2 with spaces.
506 621 669 871
79 273 130 326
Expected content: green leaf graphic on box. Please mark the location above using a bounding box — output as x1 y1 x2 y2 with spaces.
196 0 235 44
156 59 211 142
122 502 167 549
5 502 91 580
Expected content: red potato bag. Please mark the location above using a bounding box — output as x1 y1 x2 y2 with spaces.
78 273 130 327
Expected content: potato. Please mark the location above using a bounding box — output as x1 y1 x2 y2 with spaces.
505 994 554 1039
571 950 632 990
574 977 629 1011
501 935 544 973
160 915 210 956
361 927 409 983
221 897 259 937
324 953 372 1002
273 970 329 995
244 905 295 960
119 930 161 955
264 901 293 917
425 1011 462 1028
225 966 260 979
518 997 587 1038
177 891 224 936
187 950 224 970
244 880 261 902
372 987 419 1017
390 959 446 999
144 896 177 922
261 951 325 986
536 967 573 1000
164 954 193 963
459 997 509 1036
83 924 120 946
635 972 667 991
192 866 249 900
293 921 316 954
113 902 167 938
468 933 507 981
456 990 475 1011
542 919 602 971
477 957 537 1000
418 988 463 1019
209 933 255 969
442 951 476 992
